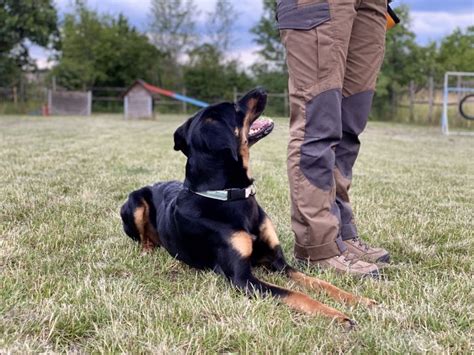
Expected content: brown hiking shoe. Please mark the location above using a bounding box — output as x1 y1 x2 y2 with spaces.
344 237 390 264
305 251 380 278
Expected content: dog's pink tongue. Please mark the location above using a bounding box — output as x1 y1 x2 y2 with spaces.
250 119 269 131
248 117 274 145
249 117 273 134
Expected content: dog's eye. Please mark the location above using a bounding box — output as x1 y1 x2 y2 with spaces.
234 103 241 113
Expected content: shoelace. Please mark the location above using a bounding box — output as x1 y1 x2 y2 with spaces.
354 237 370 251
340 252 358 265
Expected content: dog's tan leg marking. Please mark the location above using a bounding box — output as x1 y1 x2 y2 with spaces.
258 217 375 307
133 199 160 254
253 279 353 326
282 290 352 324
230 229 353 326
259 216 280 249
230 232 253 258
287 270 377 307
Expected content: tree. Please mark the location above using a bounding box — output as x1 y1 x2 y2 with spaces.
149 0 196 62
437 26 474 74
52 2 164 89
249 0 288 108
0 0 59 84
374 5 425 119
184 44 252 103
206 0 236 53
250 0 286 71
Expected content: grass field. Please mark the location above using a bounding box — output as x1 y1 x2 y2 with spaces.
1 114 473 353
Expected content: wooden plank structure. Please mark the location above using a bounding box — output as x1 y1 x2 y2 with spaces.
122 80 209 119
122 80 158 119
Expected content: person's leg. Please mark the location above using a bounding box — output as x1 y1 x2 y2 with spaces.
279 0 378 275
335 0 390 263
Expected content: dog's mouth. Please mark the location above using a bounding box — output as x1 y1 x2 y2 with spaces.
248 117 274 146
238 87 270 145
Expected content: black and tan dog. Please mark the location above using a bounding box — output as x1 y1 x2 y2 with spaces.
120 88 376 327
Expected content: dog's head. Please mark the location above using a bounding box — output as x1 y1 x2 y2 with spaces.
173 88 267 189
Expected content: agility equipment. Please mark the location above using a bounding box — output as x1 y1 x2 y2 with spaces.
123 80 275 141
123 80 209 119
441 72 474 135
139 81 209 108
459 94 474 121
48 90 92 116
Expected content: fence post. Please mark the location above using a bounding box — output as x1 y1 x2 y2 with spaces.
87 91 92 116
12 87 18 106
233 87 238 102
456 75 462 105
409 80 415 122
428 76 434 124
47 90 52 115
182 87 187 114
284 89 289 117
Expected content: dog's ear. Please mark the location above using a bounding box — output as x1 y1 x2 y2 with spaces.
173 117 194 156
201 121 238 161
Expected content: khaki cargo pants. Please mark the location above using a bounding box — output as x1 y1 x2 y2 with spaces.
277 0 387 260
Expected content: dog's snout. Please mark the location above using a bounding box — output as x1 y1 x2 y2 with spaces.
237 87 268 122
254 87 267 98
253 88 267 116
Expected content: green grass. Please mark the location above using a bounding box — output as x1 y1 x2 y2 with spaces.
1 114 473 353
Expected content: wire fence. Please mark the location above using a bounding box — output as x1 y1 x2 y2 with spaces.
1 77 473 129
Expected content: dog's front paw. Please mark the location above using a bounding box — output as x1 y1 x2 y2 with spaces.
140 247 154 256
342 318 358 331
359 297 378 308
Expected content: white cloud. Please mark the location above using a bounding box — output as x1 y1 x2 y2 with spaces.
410 11 473 43
29 45 56 70
227 46 260 69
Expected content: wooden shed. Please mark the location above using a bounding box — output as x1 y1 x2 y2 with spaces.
122 80 160 119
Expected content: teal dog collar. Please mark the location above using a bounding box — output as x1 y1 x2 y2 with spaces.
191 184 256 201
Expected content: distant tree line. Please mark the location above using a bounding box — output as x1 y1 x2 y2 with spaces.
0 0 473 118
0 0 59 85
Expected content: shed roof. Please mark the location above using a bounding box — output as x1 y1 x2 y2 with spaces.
122 80 167 99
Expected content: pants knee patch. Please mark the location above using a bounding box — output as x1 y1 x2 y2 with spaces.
300 89 342 190
336 90 373 178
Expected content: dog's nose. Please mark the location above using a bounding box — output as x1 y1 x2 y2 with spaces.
244 87 267 100
253 87 268 99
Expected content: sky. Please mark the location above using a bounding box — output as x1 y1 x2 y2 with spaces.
31 0 474 69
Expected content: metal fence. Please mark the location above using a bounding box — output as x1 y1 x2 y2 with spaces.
1 78 473 129
392 77 474 128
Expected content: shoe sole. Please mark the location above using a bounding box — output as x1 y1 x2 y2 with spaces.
376 254 391 264
363 269 381 280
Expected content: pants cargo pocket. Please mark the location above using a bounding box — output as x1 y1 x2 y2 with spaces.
276 0 330 30
277 0 335 90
